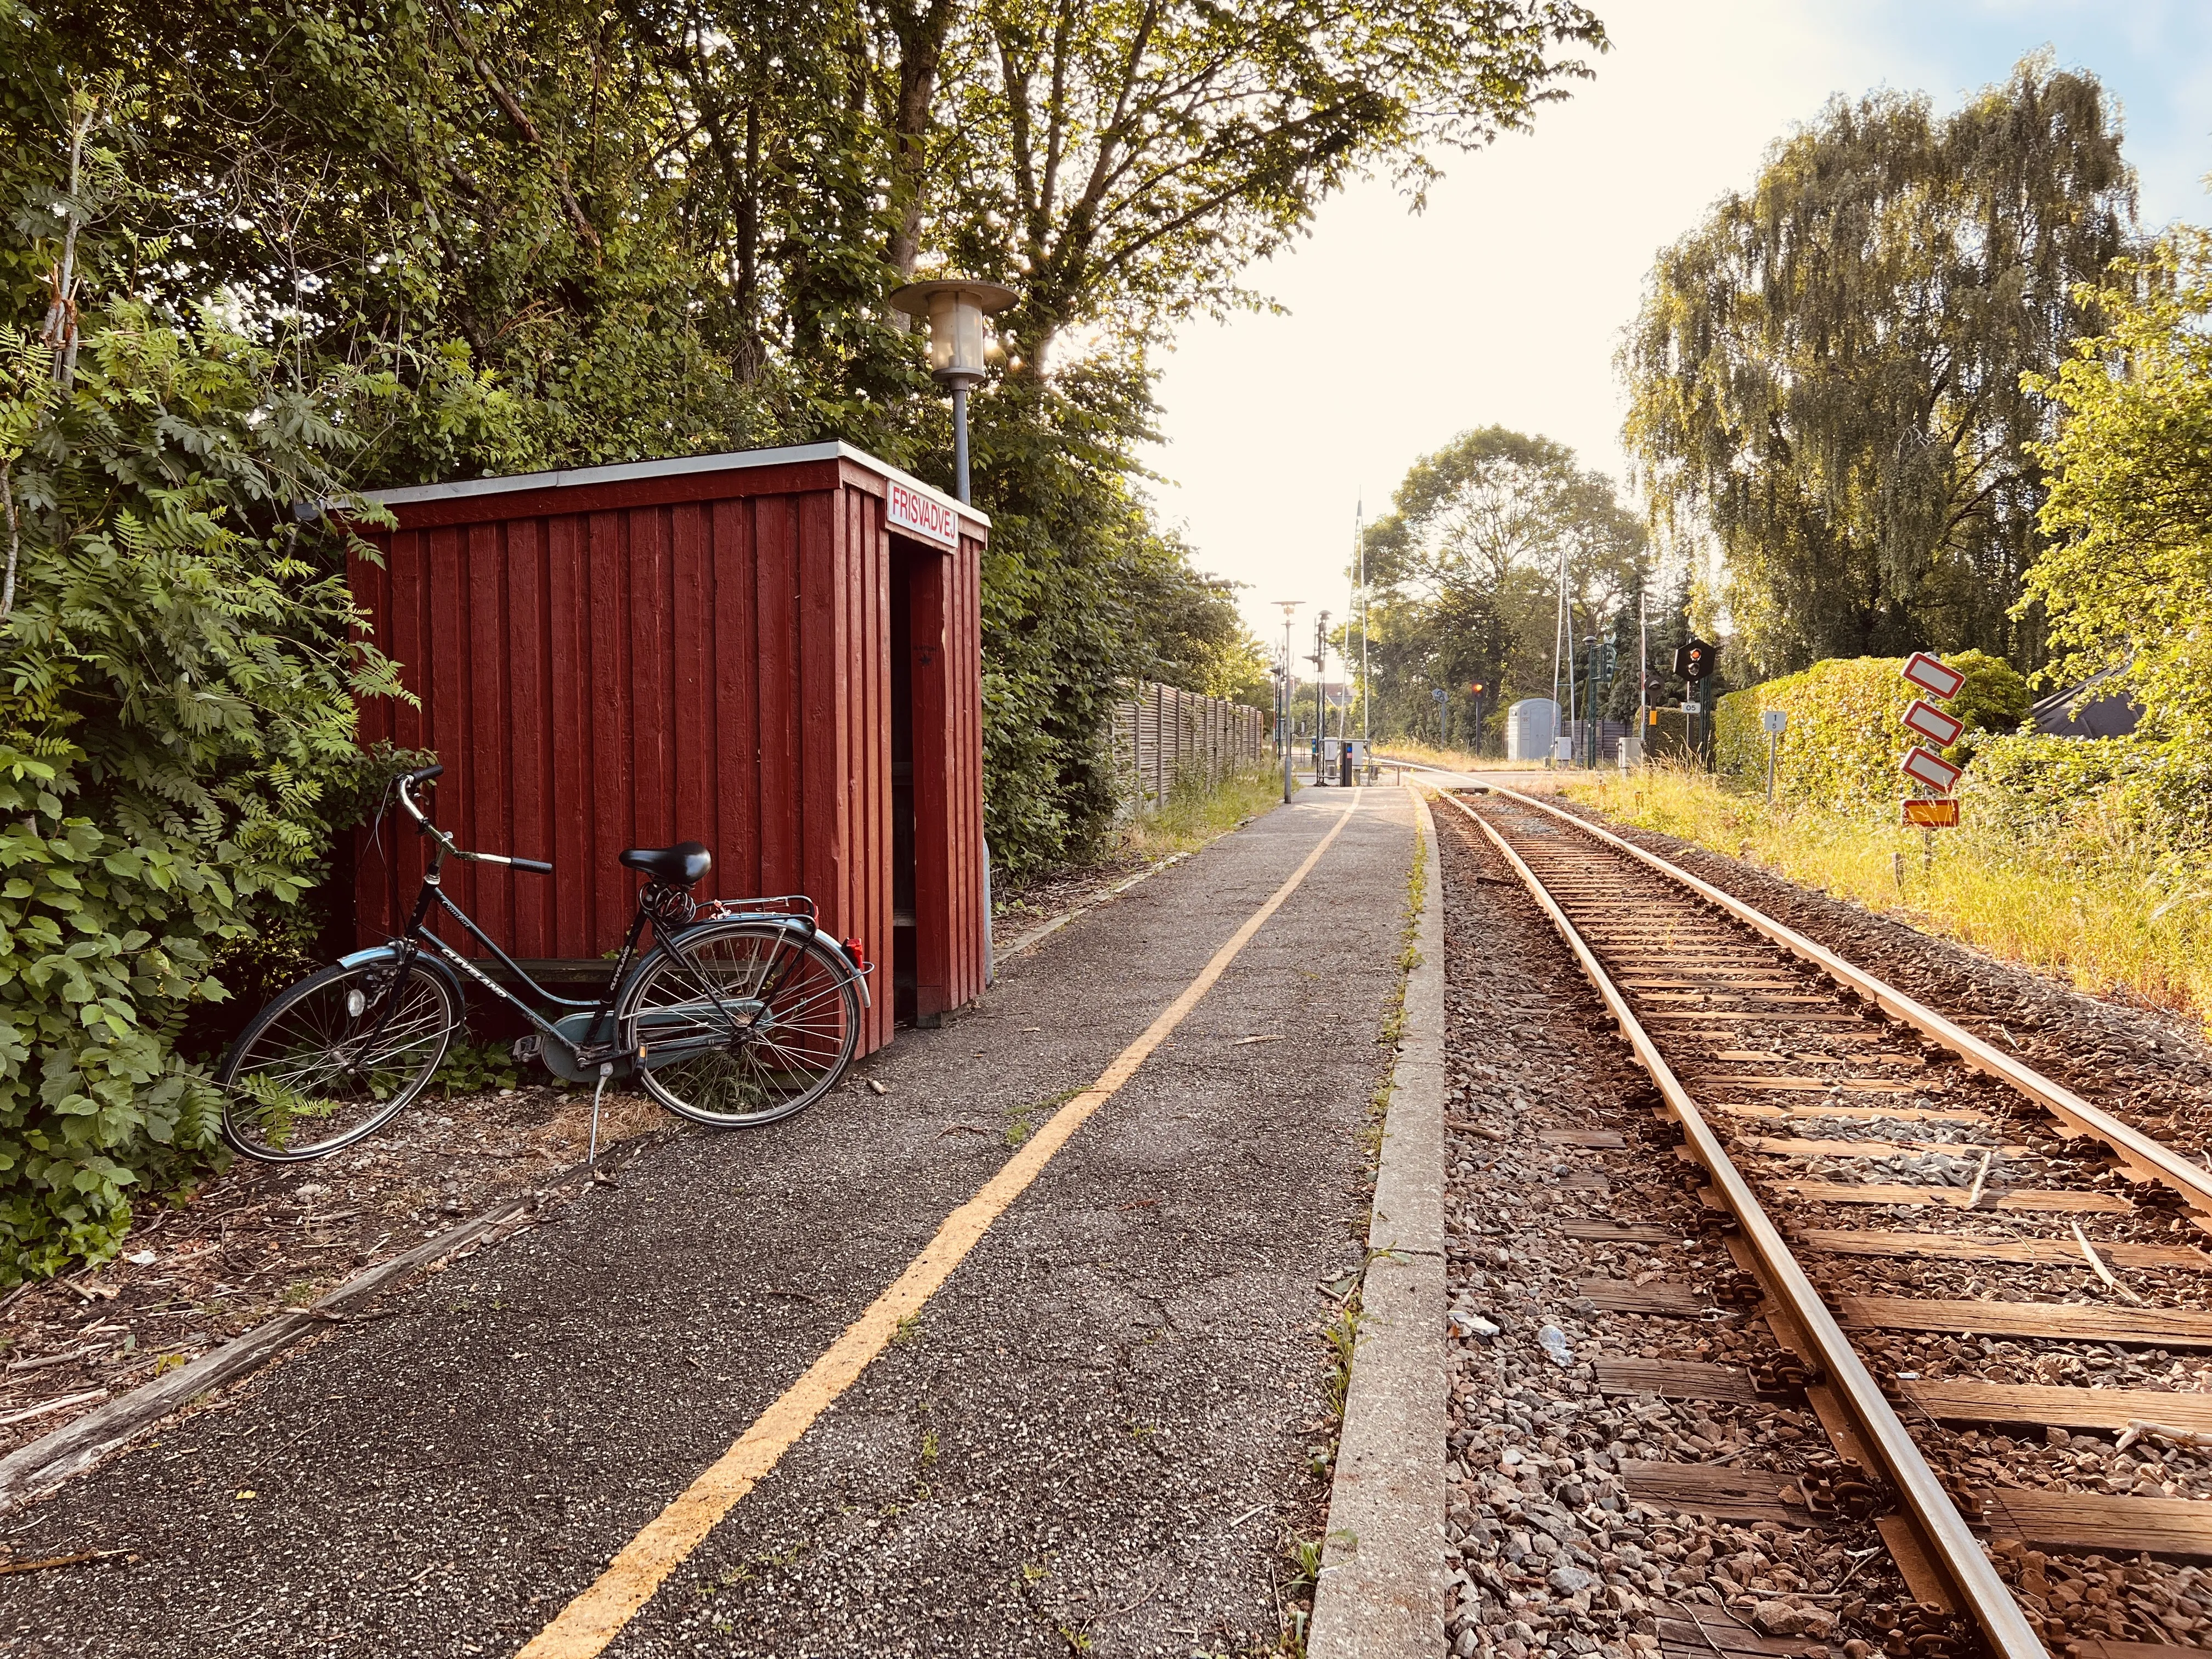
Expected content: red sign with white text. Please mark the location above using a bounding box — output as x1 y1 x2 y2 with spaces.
1901 651 1966 701
885 478 962 550
1901 698 1964 748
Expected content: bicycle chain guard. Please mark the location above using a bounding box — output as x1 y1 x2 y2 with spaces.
533 1012 632 1085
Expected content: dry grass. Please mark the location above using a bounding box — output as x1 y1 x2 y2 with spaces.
541 1090 670 1153
1564 766 2212 1031
1372 738 1545 774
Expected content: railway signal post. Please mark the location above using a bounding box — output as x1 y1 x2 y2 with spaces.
1673 636 1717 764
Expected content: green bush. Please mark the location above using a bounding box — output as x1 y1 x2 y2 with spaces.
1965 732 2212 851
0 307 399 1280
1714 651 2027 810
431 1041 522 1098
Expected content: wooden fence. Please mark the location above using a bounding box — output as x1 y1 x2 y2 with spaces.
1111 681 1271 817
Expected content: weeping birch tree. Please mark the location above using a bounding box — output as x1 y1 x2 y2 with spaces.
1620 57 2137 682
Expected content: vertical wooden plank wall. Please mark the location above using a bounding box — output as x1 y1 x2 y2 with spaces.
351 473 923 1056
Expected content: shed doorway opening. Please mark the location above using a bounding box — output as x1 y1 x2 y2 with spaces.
890 543 918 1026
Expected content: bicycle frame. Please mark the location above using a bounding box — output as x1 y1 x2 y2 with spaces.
364 769 832 1080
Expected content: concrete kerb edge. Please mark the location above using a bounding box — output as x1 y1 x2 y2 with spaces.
1309 787 1449 1659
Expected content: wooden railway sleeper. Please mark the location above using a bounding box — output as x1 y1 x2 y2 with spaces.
2091 1170 2193 1215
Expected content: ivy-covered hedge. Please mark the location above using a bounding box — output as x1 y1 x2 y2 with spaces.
1713 652 2027 810
1963 732 2212 851
0 307 397 1280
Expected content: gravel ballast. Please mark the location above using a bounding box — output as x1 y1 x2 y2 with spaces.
1433 810 1912 1659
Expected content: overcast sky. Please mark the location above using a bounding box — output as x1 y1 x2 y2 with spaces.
1137 0 2212 665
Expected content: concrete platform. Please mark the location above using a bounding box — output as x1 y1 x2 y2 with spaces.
1 788 1418 1658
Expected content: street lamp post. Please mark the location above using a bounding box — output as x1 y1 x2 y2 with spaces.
1274 601 1301 803
889 278 1016 988
1311 611 1330 784
887 279 1018 505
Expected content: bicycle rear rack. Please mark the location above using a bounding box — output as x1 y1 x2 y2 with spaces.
694 893 819 924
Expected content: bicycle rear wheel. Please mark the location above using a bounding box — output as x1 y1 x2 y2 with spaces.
218 957 459 1161
617 920 859 1127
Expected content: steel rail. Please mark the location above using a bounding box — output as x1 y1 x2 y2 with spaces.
1470 781 2212 1214
1432 787 2047 1659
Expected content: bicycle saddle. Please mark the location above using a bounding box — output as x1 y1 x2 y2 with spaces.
619 842 713 885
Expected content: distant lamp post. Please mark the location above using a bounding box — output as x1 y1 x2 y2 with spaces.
1273 600 1301 803
887 279 1017 505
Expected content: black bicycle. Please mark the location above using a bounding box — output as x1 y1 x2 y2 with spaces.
218 764 872 1162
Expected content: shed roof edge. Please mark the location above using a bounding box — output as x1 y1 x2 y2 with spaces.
351 440 990 529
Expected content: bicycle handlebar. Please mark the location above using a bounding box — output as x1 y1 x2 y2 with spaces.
396 764 443 825
393 764 551 874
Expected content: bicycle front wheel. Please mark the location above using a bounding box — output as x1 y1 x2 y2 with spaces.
617 920 860 1127
218 957 460 1161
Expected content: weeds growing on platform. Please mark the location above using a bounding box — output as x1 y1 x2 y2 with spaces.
1119 765 1284 859
1565 767 2212 1029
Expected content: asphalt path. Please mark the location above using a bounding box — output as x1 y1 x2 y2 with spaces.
3 787 1415 1659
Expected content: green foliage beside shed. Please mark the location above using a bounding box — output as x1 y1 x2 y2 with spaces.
0 307 399 1281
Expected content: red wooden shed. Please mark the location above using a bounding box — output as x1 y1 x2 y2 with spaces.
348 441 991 1056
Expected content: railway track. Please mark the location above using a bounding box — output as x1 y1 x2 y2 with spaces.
1433 781 2212 1659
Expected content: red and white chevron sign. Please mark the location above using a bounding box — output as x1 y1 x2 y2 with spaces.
1901 652 1965 700
1901 698 1964 748
1900 745 1962 793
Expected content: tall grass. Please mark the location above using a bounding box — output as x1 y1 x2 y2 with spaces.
1371 738 1545 772
1119 765 1289 860
1564 766 2212 1030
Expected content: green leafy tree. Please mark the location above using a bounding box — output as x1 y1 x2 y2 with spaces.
0 79 403 1278
2025 229 2212 753
1622 57 2136 681
3 0 1607 878
934 0 1606 368
1363 426 1645 741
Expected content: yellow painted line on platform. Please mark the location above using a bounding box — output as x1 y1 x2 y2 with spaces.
515 791 1370 1659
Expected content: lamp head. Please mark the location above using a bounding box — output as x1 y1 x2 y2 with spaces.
888 279 1018 387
